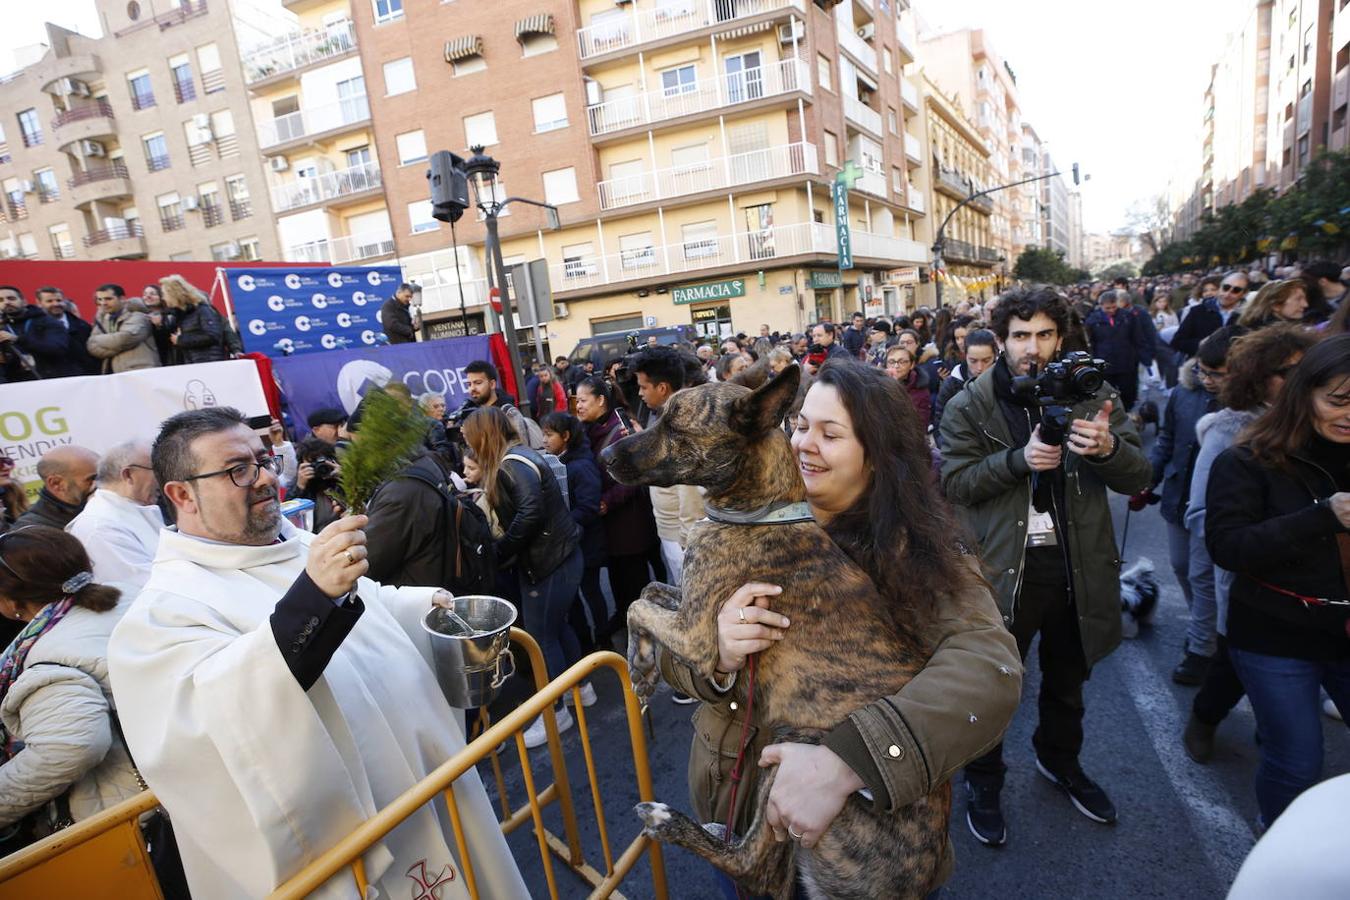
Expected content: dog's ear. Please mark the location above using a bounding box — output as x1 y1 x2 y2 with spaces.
729 364 801 435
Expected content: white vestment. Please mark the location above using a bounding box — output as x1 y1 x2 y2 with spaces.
108 523 529 900
66 490 165 591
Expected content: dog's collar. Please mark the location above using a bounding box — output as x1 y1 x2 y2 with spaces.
703 500 815 526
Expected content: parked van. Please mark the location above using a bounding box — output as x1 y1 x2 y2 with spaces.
567 325 698 367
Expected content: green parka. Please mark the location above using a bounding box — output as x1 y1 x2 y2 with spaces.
938 368 1152 667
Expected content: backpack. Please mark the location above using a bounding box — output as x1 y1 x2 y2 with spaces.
503 451 569 509
501 403 547 450
398 469 497 595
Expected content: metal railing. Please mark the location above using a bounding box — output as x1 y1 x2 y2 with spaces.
587 58 809 136
597 141 817 210
146 153 171 172
159 212 186 232
229 197 252 220
83 223 144 246
257 94 370 149
244 21 357 84
115 0 208 36
201 68 226 94
36 187 59 204
69 160 130 187
20 129 42 148
577 0 804 60
853 166 887 200
202 202 224 227
51 100 114 129
174 78 196 104
286 231 396 265
270 161 382 212
5 199 27 220
130 89 155 110
843 94 882 135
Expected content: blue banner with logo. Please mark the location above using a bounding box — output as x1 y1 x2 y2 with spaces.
225 265 402 357
270 335 493 437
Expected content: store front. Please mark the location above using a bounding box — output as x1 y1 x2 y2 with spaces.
690 304 734 339
674 277 746 340
808 270 842 323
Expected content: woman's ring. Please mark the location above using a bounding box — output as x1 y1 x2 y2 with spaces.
342 549 356 565
788 827 803 841
738 607 747 623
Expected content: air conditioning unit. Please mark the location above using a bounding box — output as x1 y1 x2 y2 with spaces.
224 241 242 259
269 156 290 172
856 23 875 40
192 113 211 130
19 180 34 194
553 302 569 319
80 140 106 157
183 196 199 211
777 21 804 44
583 78 603 106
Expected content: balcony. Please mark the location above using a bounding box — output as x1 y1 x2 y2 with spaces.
979 246 1002 264
34 53 102 94
52 100 116 147
147 154 172 172
286 231 396 265
894 20 916 64
4 199 27 221
244 21 358 86
174 78 197 104
577 0 805 63
270 161 382 212
83 223 146 259
596 141 818 210
944 238 998 267
230 197 253 220
0 143 10 165
114 0 208 37
131 89 156 111
202 202 225 227
257 94 371 151
843 95 882 136
900 78 919 112
853 167 887 200
587 59 809 138
903 131 922 165
837 26 878 75
900 189 925 214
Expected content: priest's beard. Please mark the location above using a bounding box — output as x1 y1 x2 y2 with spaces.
194 483 283 545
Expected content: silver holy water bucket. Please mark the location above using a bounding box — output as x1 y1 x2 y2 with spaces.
421 595 518 708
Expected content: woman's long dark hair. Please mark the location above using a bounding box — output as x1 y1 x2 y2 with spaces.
1242 332 1350 468
540 411 586 454
812 360 973 624
0 526 120 612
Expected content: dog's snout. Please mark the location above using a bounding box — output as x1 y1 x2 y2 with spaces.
598 443 617 470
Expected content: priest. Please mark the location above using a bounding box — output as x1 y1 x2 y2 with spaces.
108 407 528 900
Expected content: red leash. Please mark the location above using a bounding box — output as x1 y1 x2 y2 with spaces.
722 652 758 900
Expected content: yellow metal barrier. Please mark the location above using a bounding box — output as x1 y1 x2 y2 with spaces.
0 791 162 900
0 627 667 900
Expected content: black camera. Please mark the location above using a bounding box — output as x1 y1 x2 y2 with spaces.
806 342 827 368
1011 351 1106 446
313 457 340 481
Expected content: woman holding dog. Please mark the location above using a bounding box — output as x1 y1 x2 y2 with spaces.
658 360 1022 898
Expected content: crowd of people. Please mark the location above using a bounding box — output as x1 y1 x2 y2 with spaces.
0 254 1346 898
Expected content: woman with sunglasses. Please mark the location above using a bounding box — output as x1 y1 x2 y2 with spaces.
0 526 144 849
1172 271 1249 358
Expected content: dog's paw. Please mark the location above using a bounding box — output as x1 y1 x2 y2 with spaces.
627 630 661 705
635 801 674 838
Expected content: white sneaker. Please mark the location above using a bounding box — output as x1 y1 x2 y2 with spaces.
1324 698 1344 721
564 682 597 708
523 706 574 749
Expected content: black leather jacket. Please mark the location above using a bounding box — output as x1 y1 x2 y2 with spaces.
491 446 580 583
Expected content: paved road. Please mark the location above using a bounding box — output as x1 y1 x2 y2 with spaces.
487 430 1350 899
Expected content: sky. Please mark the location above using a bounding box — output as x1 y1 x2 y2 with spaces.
10 0 1243 234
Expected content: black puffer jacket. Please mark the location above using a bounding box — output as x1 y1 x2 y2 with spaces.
365 451 459 589
174 302 226 364
491 446 580 583
1207 437 1350 661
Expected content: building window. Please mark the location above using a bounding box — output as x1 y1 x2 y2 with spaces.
887 107 898 135
463 111 498 147
197 43 224 93
157 193 185 231
562 242 596 279
209 241 239 261
170 55 196 103
661 64 697 96
143 132 170 171
618 231 656 270
17 109 41 147
521 33 558 57
542 167 579 205
823 130 839 167
383 57 416 96
34 169 60 203
225 174 252 220
239 237 261 261
49 224 74 259
681 220 720 260
892 167 903 193
883 49 893 73
395 129 427 164
817 53 832 92
127 71 155 110
532 93 568 132
453 55 486 77
408 199 438 233
373 0 403 23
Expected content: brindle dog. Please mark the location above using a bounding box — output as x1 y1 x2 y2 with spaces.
599 365 949 900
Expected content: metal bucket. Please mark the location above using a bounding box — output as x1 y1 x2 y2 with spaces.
421 595 518 709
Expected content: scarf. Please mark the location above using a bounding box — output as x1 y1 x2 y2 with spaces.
0 598 75 760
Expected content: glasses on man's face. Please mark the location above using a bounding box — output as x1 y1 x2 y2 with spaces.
1220 284 1246 294
1192 363 1227 382
183 454 282 488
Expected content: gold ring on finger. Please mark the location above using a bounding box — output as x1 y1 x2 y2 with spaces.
343 549 356 565
738 607 747 623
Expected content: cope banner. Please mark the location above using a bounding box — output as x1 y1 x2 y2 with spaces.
225 265 402 357
270 335 492 438
0 360 269 501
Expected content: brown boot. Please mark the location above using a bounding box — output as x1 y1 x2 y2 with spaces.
1183 713 1217 763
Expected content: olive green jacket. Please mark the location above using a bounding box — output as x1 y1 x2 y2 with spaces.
659 555 1021 889
938 369 1152 667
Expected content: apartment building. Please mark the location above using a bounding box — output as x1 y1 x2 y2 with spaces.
1066 188 1085 270
240 0 395 268
0 1 277 265
1039 146 1071 260
1268 0 1336 190
917 73 996 302
1015 121 1042 250
917 27 1021 264
349 0 930 349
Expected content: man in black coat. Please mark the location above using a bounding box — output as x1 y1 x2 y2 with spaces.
30 286 98 377
0 286 44 383
363 449 462 589
1085 290 1145 411
379 283 417 345
1172 271 1247 357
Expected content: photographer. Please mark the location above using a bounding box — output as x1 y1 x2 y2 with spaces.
803 322 851 374
940 287 1150 845
293 436 343 532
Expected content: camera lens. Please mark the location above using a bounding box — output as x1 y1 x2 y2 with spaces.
1073 368 1103 394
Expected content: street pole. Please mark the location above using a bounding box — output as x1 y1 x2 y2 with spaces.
481 211 530 417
